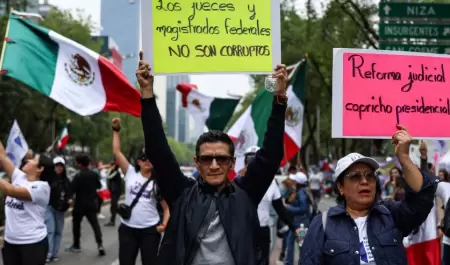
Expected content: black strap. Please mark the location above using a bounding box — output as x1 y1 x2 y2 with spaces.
129 178 152 210
185 198 217 265
197 199 217 240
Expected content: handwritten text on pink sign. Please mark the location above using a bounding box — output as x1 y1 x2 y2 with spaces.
343 52 448 137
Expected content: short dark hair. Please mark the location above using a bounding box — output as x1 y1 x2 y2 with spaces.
38 155 56 182
439 169 449 182
195 131 234 156
75 154 90 167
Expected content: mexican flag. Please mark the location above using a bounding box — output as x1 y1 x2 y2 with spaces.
177 83 240 135
228 59 307 174
1 12 141 117
56 122 69 150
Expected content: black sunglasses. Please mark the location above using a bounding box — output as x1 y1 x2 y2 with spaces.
197 155 234 166
345 171 376 183
138 155 148 161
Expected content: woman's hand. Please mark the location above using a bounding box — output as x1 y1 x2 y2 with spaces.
392 124 412 162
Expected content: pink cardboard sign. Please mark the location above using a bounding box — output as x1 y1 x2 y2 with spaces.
332 48 450 139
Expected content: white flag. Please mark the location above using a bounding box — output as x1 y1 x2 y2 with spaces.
5 120 29 167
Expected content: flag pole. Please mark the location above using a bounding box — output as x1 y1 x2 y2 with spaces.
0 8 13 73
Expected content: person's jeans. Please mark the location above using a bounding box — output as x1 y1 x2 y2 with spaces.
45 206 65 258
282 232 288 254
285 216 309 265
443 243 450 265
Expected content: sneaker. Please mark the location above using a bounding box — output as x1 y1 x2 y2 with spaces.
104 221 115 227
66 245 81 253
52 257 59 262
98 245 106 256
46 257 52 263
98 213 106 219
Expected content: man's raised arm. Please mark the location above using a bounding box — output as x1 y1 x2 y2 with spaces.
137 51 190 208
238 65 288 204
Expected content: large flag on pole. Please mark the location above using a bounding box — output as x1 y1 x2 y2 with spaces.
228 59 307 174
5 120 29 167
177 83 240 136
1 11 141 117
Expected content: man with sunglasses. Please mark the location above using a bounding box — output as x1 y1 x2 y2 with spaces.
137 52 288 265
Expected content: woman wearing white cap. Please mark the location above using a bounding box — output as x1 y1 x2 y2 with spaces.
45 156 72 262
300 125 437 265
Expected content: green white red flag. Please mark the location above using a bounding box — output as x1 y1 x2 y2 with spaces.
228 59 307 174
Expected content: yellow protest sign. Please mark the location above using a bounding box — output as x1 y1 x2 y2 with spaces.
141 0 281 74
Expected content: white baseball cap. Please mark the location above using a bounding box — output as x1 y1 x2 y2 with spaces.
245 146 260 155
53 156 65 165
289 172 308 185
333 153 379 182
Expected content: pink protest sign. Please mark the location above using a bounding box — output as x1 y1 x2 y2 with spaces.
332 48 450 139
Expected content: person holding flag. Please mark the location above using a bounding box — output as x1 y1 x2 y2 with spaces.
0 138 53 265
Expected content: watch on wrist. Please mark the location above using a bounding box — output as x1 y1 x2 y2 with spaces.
112 126 121 132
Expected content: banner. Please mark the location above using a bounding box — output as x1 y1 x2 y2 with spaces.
141 0 281 74
332 48 450 139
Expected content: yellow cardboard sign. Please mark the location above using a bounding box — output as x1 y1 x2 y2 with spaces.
142 0 281 74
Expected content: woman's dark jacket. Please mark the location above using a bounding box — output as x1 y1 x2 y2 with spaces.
141 97 286 265
49 174 72 212
300 169 437 265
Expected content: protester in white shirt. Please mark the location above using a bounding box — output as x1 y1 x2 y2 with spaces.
309 172 323 203
0 140 52 265
240 146 297 265
112 117 170 265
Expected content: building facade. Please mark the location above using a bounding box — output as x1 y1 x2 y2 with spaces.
166 75 190 143
100 0 139 83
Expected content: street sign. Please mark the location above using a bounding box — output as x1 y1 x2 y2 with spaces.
379 43 450 54
379 3 450 19
379 24 450 39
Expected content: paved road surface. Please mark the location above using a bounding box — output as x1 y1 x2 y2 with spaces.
0 196 336 265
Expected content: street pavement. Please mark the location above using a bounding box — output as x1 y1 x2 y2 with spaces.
0 196 336 265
